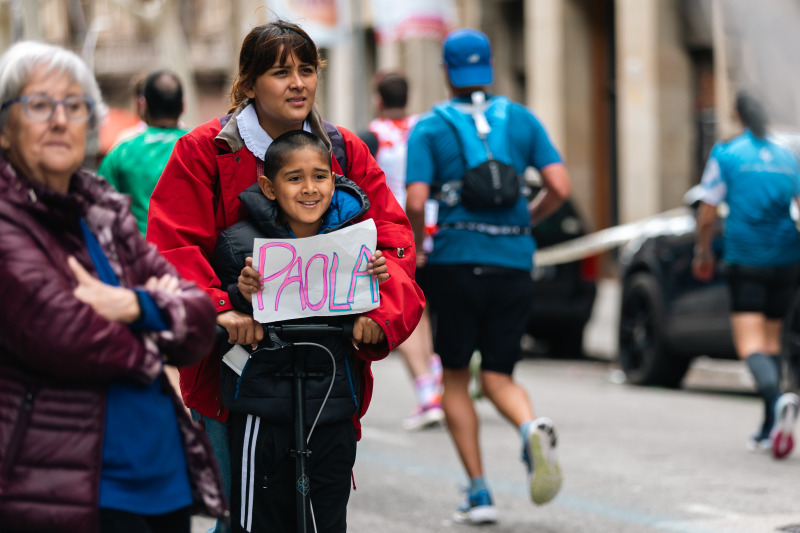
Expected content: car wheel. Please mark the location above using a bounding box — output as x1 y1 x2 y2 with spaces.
618 272 691 388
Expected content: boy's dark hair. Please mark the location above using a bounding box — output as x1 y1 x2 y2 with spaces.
143 70 183 121
376 72 408 109
736 90 768 138
263 130 331 180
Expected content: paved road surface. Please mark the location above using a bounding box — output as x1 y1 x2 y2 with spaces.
194 353 800 533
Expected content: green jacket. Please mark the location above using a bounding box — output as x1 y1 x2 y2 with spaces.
98 125 188 235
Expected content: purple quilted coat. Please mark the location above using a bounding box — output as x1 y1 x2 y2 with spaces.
0 156 228 532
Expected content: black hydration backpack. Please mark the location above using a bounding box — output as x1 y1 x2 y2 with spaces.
433 94 520 211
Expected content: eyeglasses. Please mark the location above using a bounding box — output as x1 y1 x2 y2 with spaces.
0 93 95 123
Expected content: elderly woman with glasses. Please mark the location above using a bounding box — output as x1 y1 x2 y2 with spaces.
0 42 227 533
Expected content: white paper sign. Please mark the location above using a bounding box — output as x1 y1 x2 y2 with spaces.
252 219 380 323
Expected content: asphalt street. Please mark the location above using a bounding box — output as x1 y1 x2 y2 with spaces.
192 280 799 532
194 353 800 533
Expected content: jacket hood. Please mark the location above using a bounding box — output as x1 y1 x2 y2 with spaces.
237 174 370 238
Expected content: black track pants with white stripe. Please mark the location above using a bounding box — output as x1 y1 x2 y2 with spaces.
229 413 357 533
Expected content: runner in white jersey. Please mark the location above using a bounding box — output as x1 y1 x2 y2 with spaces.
369 114 417 209
367 72 443 430
368 104 438 253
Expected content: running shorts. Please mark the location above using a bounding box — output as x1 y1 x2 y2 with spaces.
425 264 534 375
724 263 800 318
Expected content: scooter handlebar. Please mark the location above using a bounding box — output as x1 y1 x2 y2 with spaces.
215 322 354 342
272 323 355 339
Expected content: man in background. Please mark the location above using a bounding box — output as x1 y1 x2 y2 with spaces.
406 28 569 524
99 69 186 236
366 71 444 431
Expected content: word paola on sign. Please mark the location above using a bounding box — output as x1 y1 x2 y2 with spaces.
252 219 380 323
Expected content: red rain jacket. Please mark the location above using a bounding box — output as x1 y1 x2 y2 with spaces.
147 106 424 438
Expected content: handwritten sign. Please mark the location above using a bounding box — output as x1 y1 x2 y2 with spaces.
252 219 380 323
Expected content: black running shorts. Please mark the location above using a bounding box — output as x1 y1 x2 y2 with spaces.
724 263 800 318
425 264 534 375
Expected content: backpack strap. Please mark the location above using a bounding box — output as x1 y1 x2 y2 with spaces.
438 221 531 236
433 94 513 169
323 120 348 175
433 104 486 170
216 113 234 156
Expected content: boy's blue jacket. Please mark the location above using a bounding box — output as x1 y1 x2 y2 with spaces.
212 175 370 425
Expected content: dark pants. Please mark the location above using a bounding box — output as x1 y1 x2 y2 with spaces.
99 507 191 533
426 264 535 374
229 414 356 533
725 263 800 317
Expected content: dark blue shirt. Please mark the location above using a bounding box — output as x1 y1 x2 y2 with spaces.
79 219 193 514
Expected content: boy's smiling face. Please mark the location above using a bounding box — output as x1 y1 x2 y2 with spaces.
260 146 334 238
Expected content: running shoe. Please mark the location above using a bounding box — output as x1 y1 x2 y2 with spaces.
771 392 799 459
452 488 498 525
522 417 563 505
402 395 445 431
746 433 772 453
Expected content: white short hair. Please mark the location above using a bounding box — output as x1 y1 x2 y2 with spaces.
0 41 107 131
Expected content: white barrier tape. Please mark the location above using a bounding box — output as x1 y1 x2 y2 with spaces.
535 207 693 267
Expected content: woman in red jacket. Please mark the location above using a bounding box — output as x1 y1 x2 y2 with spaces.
0 41 225 532
147 20 424 533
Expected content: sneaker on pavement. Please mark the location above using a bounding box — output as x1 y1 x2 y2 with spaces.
746 434 772 453
746 424 772 453
452 489 497 525
522 417 563 505
771 392 799 459
402 396 445 431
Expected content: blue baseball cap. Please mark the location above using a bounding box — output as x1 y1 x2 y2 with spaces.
442 28 493 88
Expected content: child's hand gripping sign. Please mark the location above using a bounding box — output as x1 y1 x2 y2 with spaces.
252 219 380 323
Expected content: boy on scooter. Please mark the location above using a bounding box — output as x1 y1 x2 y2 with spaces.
212 130 397 532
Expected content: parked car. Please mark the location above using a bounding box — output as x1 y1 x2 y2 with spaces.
527 188 599 357
617 185 800 389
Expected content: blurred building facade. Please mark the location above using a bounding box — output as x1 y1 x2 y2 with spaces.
1 0 796 233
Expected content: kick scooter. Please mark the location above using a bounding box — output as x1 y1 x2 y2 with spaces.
220 322 354 533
